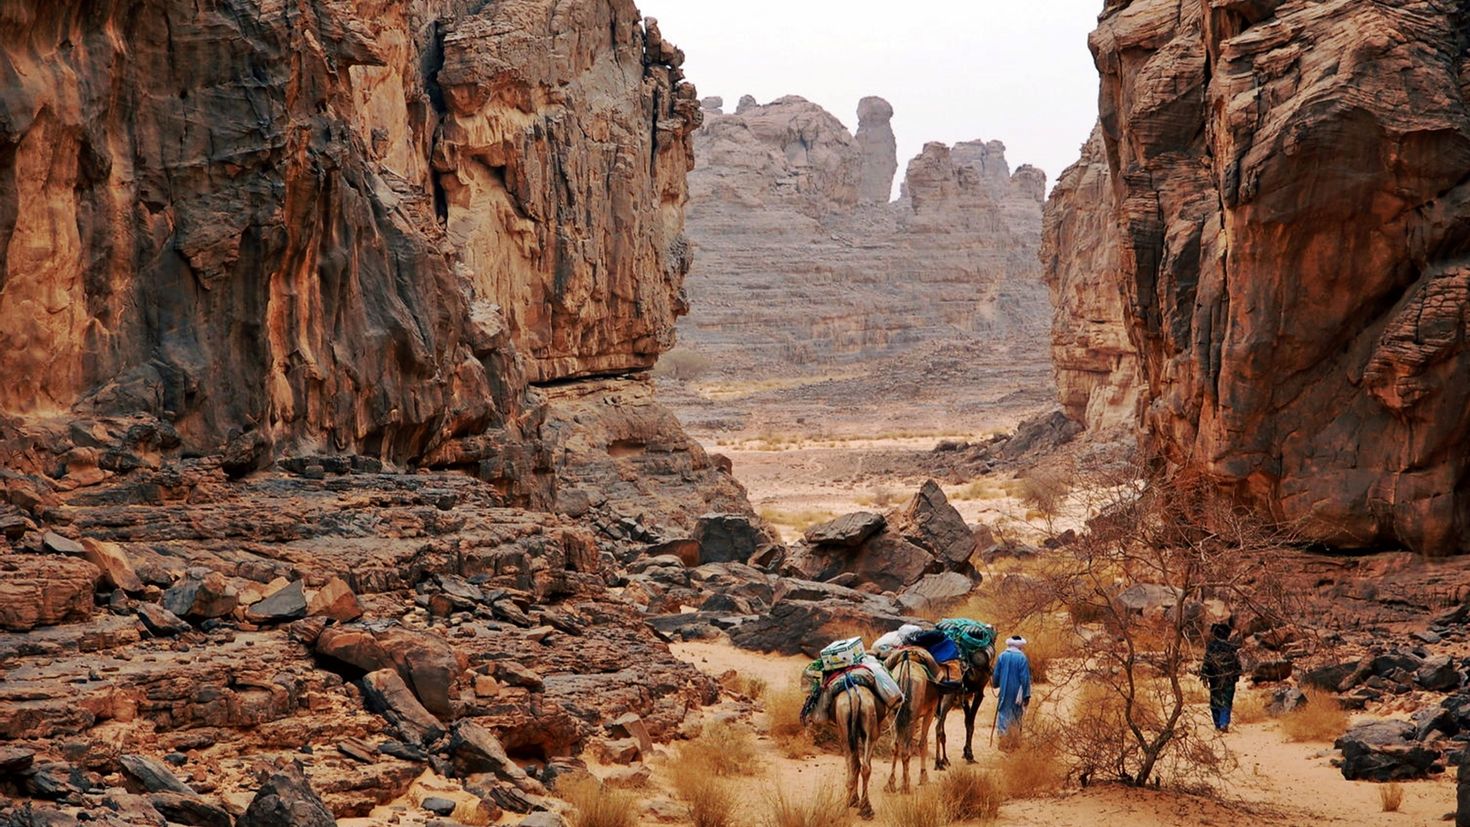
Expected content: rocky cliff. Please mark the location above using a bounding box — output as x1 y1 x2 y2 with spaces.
678 95 1050 378
1066 0 1470 554
1041 125 1141 435
0 0 699 484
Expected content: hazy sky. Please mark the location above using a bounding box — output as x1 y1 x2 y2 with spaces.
641 0 1103 196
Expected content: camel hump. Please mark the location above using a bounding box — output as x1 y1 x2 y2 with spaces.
885 646 941 680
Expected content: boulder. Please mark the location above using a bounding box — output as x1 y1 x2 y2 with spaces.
244 580 308 624
162 569 238 621
315 625 459 718
307 577 362 622
119 754 194 795
449 721 546 794
610 713 654 757
1267 687 1308 717
692 513 767 564
645 538 701 567
236 762 336 827
0 746 36 774
893 480 975 567
804 512 885 548
360 669 446 747
1417 655 1462 692
80 538 143 593
786 533 934 592
1114 583 1181 616
1335 719 1442 781
1251 659 1294 683
1305 658 1370 693
148 792 233 827
729 586 915 657
897 572 975 615
41 531 85 555
0 555 100 631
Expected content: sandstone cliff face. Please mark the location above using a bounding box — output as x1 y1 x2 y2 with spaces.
0 0 698 476
1076 0 1470 553
680 95 1049 377
1041 125 1142 434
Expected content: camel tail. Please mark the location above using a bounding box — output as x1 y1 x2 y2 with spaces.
895 662 913 734
846 690 863 756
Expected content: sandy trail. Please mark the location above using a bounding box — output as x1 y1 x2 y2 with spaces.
667 641 1456 826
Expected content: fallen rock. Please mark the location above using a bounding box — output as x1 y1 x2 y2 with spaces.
0 555 100 631
162 569 238 621
360 669 446 747
1267 687 1308 717
610 713 654 757
1252 659 1294 683
148 792 233 827
307 577 363 622
603 763 652 789
1335 719 1442 781
315 625 459 718
80 538 144 593
495 661 545 691
591 737 640 764
0 746 36 774
898 571 974 615
449 721 546 795
41 531 86 555
692 513 768 564
244 580 308 624
804 512 885 548
119 754 195 795
422 796 458 816
893 480 975 567
1418 655 1462 692
236 762 336 827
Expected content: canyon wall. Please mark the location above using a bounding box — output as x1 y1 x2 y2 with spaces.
678 95 1049 377
0 0 698 477
1066 0 1470 553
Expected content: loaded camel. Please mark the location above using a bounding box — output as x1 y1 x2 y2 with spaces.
884 647 942 792
833 681 880 818
934 644 994 768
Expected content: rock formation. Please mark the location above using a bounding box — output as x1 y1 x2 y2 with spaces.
678 95 1050 378
1047 0 1470 554
0 0 699 478
1041 125 1141 434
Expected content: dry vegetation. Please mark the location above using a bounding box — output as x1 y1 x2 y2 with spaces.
998 719 1067 799
562 776 638 827
759 506 838 531
937 765 1005 820
677 721 763 777
1279 691 1350 742
668 762 738 827
765 685 818 758
1232 689 1269 725
879 787 953 827
761 784 853 827
1380 782 1404 812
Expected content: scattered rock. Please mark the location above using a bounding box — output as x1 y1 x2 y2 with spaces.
449 721 546 795
1335 719 1442 781
495 661 545 691
1267 687 1308 717
893 480 975 567
517 812 567 827
236 762 336 827
898 571 974 615
41 531 86 555
610 713 654 757
119 754 195 795
1418 655 1462 692
244 580 308 624
148 792 234 827
360 669 446 747
79 537 144 593
0 555 100 631
162 569 238 621
307 577 362 623
692 513 768 564
421 796 458 816
804 512 885 548
1252 659 1294 683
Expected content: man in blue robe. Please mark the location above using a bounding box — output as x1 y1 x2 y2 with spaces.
991 636 1031 740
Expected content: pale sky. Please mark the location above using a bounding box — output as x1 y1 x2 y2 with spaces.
641 0 1103 196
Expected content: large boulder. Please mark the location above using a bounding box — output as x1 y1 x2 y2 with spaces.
0 555 100 631
892 480 975 567
449 721 545 795
162 568 238 621
898 572 975 615
728 580 917 657
236 762 336 827
1335 720 1443 781
785 533 934 593
804 512 885 548
360 669 446 748
692 513 768 564
315 625 460 718
245 581 308 625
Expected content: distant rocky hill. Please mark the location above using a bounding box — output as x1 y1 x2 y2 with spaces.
677 94 1051 380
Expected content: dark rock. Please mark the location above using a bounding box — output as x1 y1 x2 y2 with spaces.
1372 652 1424 677
421 796 458 816
449 721 545 794
897 571 975 615
1267 686 1308 716
119 754 195 795
1419 655 1463 692
1335 719 1442 781
236 762 336 827
245 581 308 624
803 512 885 548
379 741 429 763
0 746 36 774
161 569 238 621
495 661 544 691
360 669 446 747
728 590 915 657
1304 658 1370 693
148 792 233 827
1413 705 1455 740
1252 659 1294 683
22 762 85 800
692 513 767 564
0 805 80 827
136 602 192 636
1414 629 1444 645
699 593 752 614
893 480 975 566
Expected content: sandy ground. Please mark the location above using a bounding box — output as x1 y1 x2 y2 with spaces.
663 641 1458 827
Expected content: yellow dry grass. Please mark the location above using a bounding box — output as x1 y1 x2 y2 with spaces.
937 765 1005 821
997 722 1066 799
761 782 853 827
677 721 763 777
759 506 839 530
1279 690 1349 743
562 776 638 827
879 786 953 827
765 685 818 758
1380 782 1404 812
1232 689 1269 725
669 762 739 827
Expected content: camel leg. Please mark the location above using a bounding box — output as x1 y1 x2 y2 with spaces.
934 696 950 770
860 731 875 819
848 747 861 808
901 735 912 794
885 739 899 792
918 710 932 786
962 691 982 763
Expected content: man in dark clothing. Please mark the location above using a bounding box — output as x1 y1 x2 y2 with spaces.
1201 621 1242 732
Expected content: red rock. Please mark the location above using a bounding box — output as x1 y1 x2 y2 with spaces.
0 555 99 631
307 578 362 623
80 538 144 593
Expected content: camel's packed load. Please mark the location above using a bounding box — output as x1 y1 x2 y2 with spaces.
935 617 997 657
800 637 904 724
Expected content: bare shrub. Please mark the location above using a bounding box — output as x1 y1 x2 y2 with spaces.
678 721 761 776
1380 782 1404 812
562 776 638 827
669 761 738 827
937 765 1004 820
997 718 1067 799
1232 689 1269 725
1280 690 1349 742
762 783 853 827
1018 464 1073 534
765 685 817 758
654 347 713 382
879 786 953 827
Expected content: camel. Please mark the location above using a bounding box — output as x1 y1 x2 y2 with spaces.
833 681 880 818
884 647 941 793
934 644 994 768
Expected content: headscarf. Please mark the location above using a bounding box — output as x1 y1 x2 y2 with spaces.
1006 636 1027 650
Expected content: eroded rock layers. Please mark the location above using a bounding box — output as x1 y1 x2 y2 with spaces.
679 95 1049 376
1050 0 1470 554
0 0 699 476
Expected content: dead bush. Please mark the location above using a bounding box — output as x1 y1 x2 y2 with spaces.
762 783 852 827
654 347 713 382
998 718 1067 799
562 776 638 827
937 765 1004 820
1232 689 1268 725
1279 690 1349 742
764 685 817 758
1380 782 1404 812
678 721 761 776
669 761 738 827
879 786 952 827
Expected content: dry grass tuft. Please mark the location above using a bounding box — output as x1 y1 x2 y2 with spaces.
878 786 953 827
951 478 1010 502
765 685 817 758
669 762 739 827
1279 690 1349 743
678 721 762 776
999 721 1067 799
724 672 768 701
1232 689 1269 725
562 776 637 827
1380 782 1404 812
759 506 838 530
937 765 1004 820
762 783 853 827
